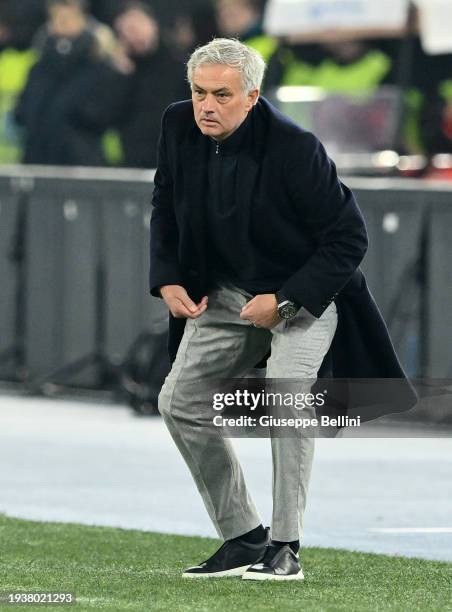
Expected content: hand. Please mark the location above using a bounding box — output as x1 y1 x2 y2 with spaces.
160 285 208 319
240 294 281 329
112 43 136 75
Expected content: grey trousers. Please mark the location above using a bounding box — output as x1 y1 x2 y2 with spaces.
158 285 337 542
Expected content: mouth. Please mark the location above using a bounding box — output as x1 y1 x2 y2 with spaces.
201 119 218 125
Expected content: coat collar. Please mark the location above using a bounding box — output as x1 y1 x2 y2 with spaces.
209 109 253 156
180 97 269 168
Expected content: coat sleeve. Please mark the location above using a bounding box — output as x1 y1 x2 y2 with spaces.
280 131 369 317
149 105 183 297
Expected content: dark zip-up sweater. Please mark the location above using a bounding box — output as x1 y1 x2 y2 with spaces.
205 110 287 295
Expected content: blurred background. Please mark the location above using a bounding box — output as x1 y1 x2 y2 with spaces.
0 0 451 415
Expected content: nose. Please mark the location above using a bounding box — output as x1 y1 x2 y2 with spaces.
201 93 216 114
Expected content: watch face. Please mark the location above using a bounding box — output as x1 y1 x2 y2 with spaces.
279 302 299 319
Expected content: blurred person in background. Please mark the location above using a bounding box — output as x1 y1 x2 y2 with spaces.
15 0 118 166
215 0 278 69
267 38 397 98
108 1 189 168
154 0 216 51
266 34 452 157
265 37 420 151
216 0 263 42
0 0 45 163
88 0 216 59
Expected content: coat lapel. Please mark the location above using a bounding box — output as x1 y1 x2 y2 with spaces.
236 150 260 238
181 132 210 265
236 105 265 238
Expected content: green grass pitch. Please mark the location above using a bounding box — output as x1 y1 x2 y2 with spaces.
0 514 451 611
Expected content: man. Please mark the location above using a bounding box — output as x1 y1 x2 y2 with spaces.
150 38 414 580
15 0 117 166
110 2 189 168
216 0 263 41
215 0 279 75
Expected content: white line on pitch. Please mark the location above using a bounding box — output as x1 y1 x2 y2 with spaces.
369 528 452 534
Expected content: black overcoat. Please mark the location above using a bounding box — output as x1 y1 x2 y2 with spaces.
149 96 417 420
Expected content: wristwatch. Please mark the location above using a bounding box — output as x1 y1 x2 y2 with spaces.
275 291 300 320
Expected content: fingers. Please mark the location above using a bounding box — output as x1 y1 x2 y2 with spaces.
187 299 208 319
179 294 200 314
240 299 256 321
169 295 208 319
240 296 256 315
197 296 209 309
169 300 196 318
241 295 278 324
182 295 208 318
240 306 257 324
240 309 252 321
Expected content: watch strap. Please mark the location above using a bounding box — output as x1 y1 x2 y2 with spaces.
276 291 299 309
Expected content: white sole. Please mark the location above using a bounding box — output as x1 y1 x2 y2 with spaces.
242 569 305 581
182 564 251 578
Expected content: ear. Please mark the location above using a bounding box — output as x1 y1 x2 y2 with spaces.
245 88 259 110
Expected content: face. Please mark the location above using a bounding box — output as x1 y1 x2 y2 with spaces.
192 64 259 141
115 9 159 56
216 0 256 36
48 5 86 38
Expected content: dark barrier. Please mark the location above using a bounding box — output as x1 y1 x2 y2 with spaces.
0 166 169 398
426 191 452 378
0 176 22 379
351 179 429 377
349 178 452 379
0 167 451 394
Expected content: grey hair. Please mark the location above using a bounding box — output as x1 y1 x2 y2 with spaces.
187 38 266 95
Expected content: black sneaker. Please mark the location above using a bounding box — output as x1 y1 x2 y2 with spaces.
182 527 270 578
242 544 304 581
